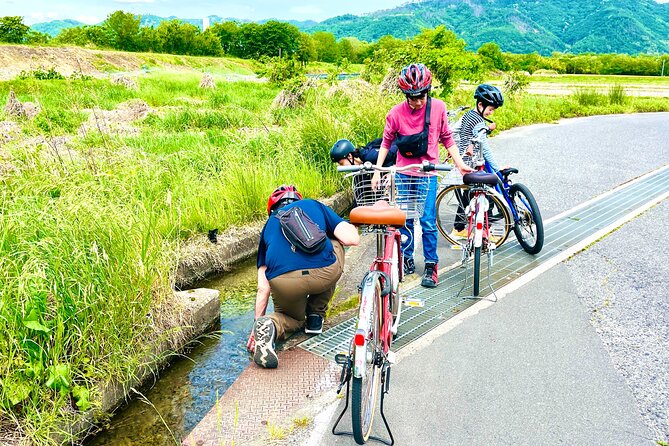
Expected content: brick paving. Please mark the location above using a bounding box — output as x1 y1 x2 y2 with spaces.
182 347 340 446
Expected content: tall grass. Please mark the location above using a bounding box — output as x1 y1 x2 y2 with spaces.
1 69 668 444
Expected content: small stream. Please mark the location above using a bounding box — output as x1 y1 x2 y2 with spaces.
86 258 266 445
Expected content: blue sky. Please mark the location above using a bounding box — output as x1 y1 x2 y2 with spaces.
2 0 410 25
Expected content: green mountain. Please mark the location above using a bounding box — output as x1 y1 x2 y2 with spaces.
31 19 85 37
301 0 669 55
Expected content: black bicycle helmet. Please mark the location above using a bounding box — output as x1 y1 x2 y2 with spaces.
330 139 356 163
474 84 504 108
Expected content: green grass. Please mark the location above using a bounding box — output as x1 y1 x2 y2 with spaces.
1 66 668 445
528 73 669 85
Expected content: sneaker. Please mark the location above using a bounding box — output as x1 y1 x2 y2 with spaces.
450 228 468 239
403 257 415 275
253 317 278 369
421 262 438 288
305 314 323 334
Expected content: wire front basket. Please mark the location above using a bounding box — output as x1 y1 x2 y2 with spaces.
348 171 431 220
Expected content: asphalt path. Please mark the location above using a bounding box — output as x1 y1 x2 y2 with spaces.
306 113 669 446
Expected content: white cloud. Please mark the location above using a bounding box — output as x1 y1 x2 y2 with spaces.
76 15 103 24
290 5 323 15
113 0 155 3
30 11 60 20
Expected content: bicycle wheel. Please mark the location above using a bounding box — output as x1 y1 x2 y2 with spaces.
437 184 512 247
473 246 481 296
352 279 383 444
509 183 544 254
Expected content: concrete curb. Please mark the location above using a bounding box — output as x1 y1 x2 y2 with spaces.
63 288 221 442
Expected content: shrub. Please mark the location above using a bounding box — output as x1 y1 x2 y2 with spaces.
572 88 605 106
608 84 627 105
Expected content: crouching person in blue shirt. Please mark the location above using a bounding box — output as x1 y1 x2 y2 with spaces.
246 185 360 368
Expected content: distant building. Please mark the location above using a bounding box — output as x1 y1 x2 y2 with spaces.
202 17 210 31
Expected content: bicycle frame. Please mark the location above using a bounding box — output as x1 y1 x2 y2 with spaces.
466 186 490 250
353 228 401 379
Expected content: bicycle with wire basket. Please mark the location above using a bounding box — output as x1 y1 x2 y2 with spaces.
436 129 544 256
332 160 451 445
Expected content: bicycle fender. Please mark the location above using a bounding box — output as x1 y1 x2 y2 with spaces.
353 271 385 379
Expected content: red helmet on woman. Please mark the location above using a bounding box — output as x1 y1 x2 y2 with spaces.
267 185 302 215
397 63 433 95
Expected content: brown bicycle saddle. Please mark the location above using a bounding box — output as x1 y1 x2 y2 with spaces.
349 200 406 227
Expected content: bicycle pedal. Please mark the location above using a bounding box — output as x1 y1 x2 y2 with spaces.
404 298 424 308
334 353 350 365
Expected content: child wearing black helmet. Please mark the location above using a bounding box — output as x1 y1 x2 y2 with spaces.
330 138 398 167
450 84 506 240
457 84 505 172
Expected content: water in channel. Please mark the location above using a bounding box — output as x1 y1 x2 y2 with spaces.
86 257 263 445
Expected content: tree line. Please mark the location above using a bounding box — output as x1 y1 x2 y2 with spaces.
1 13 667 77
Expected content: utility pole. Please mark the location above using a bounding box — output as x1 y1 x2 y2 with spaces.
662 59 666 77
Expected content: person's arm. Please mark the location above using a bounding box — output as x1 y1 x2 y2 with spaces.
333 221 360 246
247 265 271 352
473 122 500 173
371 146 390 189
446 142 474 175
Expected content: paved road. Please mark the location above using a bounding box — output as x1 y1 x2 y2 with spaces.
305 113 669 445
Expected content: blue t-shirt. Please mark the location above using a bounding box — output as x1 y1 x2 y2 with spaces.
257 199 345 281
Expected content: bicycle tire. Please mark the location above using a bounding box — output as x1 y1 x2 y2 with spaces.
473 246 481 297
352 279 383 444
437 184 511 247
509 183 544 254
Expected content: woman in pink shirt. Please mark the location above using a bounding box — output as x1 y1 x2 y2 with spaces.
372 63 472 288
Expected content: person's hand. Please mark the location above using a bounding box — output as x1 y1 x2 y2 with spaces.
246 330 256 353
371 171 382 190
465 144 474 156
487 122 497 132
457 163 475 175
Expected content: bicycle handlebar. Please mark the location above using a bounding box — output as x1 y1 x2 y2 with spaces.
337 161 452 174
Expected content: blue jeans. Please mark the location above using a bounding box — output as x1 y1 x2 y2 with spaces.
397 174 438 264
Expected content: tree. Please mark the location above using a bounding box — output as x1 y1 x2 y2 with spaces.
477 42 507 71
25 30 50 45
209 21 240 56
396 26 482 95
0 16 29 43
296 32 317 65
193 28 223 56
312 31 339 63
260 21 300 57
103 10 141 51
155 20 199 55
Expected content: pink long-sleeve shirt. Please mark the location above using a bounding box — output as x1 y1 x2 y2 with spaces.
381 97 455 168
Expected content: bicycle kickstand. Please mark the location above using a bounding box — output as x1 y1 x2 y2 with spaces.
331 353 352 436
331 356 395 446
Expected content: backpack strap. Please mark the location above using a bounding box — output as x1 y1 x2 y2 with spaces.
424 96 431 129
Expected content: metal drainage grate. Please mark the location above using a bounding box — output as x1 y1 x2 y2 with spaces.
300 166 669 361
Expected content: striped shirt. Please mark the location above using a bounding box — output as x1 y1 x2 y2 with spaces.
457 109 500 172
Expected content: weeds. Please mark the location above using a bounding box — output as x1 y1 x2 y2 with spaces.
608 84 627 105
1 66 668 445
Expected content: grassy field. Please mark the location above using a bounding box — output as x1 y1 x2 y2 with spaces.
1 61 668 444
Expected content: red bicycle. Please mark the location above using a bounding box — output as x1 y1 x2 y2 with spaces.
332 161 451 445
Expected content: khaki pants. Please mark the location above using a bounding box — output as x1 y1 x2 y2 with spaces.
268 241 345 340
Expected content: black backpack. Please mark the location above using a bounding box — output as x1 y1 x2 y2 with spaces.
275 206 327 254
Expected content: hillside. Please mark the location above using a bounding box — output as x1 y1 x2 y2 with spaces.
27 0 669 55
303 0 669 55
0 45 257 81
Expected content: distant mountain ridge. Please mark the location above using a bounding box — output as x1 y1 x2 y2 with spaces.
29 0 669 54
304 0 669 55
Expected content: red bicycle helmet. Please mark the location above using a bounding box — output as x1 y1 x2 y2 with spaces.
267 185 302 215
397 63 433 95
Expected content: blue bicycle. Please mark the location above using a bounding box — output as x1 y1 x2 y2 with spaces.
436 130 544 255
